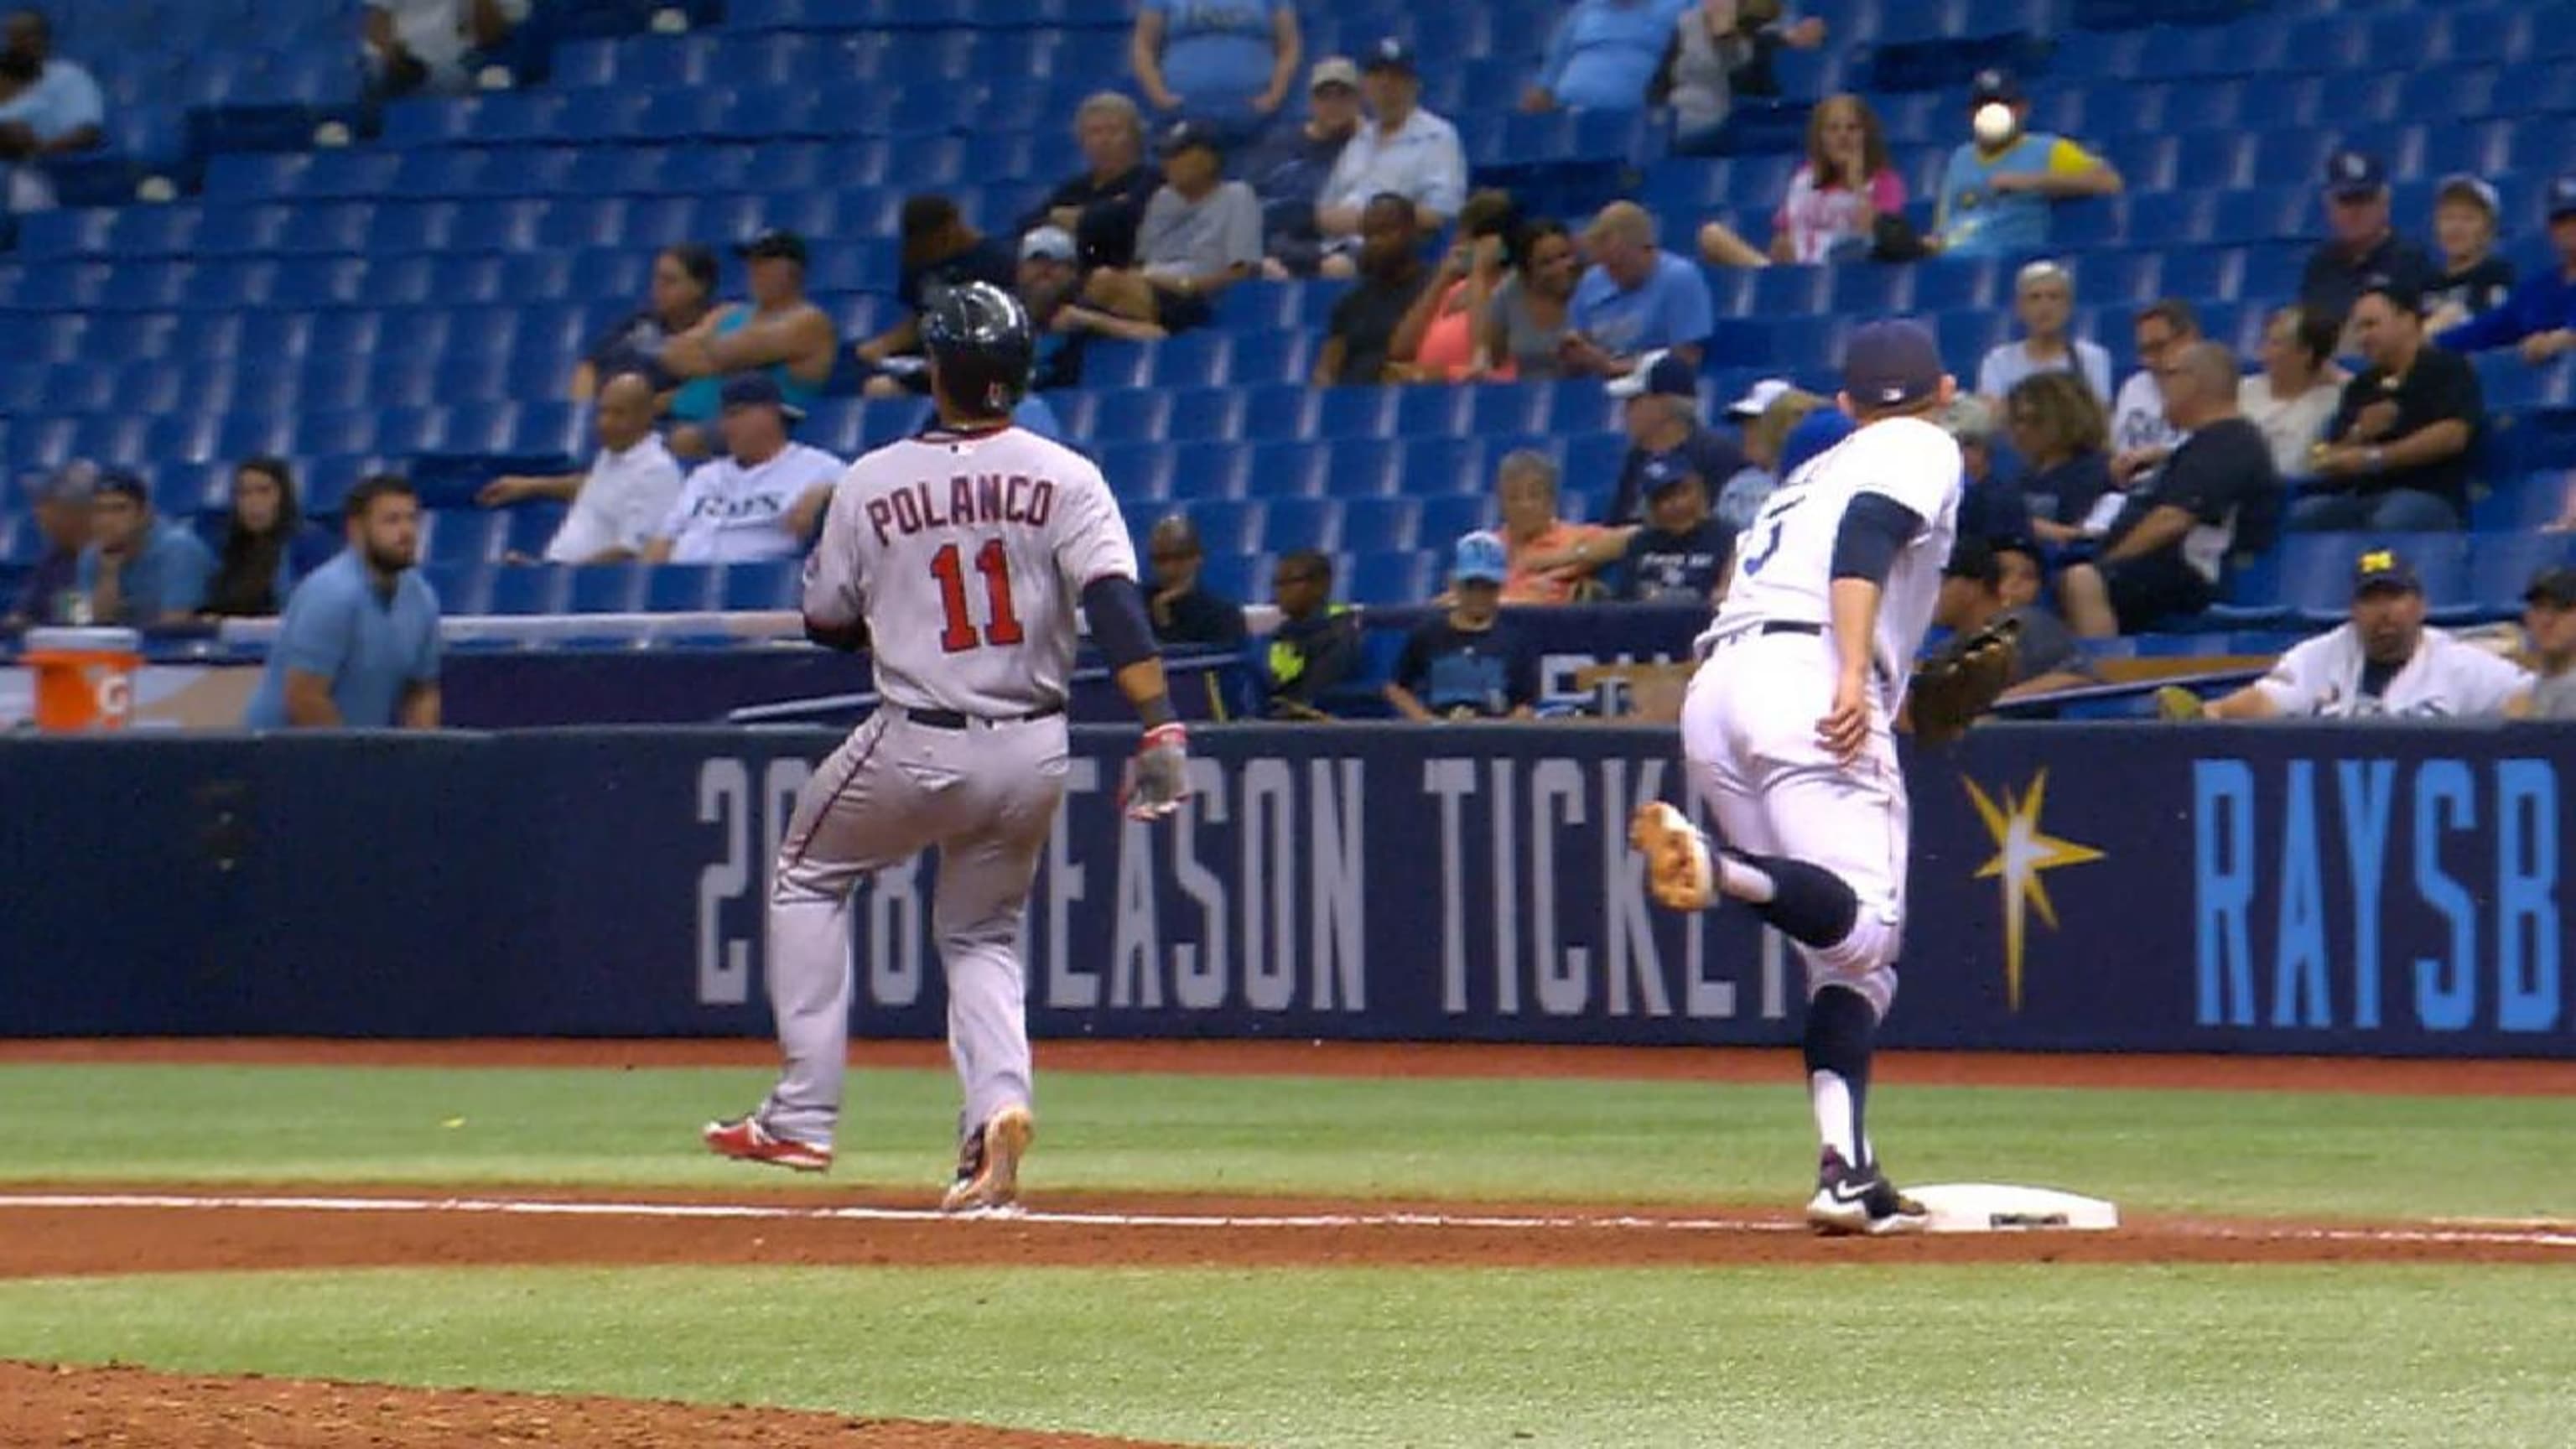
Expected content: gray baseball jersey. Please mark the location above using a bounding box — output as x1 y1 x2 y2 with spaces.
803 425 1138 715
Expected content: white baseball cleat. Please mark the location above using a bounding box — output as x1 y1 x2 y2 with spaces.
942 1105 1035 1213
1629 802 1717 911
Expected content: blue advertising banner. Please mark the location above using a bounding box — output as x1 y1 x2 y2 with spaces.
0 720 2564 1055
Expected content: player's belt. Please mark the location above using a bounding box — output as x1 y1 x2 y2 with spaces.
904 702 1067 730
1755 621 1825 637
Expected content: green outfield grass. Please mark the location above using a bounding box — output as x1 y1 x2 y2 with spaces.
1 1062 2572 1220
2 1263 2570 1448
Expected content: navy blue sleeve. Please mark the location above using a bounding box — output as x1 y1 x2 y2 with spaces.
1830 492 1924 585
1082 574 1162 672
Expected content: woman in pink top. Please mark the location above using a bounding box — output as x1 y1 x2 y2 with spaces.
1389 190 1517 382
1697 93 1903 267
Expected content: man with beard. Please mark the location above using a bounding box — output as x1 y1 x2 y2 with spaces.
2175 547 2527 721
242 475 442 730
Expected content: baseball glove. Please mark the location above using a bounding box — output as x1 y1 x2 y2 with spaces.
1907 615 2022 745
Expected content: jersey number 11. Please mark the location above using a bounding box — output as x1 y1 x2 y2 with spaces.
931 538 1026 652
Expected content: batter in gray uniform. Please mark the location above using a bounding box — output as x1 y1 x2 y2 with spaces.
704 283 1190 1212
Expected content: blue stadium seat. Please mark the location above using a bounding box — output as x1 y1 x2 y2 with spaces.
1348 550 1435 605
719 560 802 611
1095 443 1173 503
1317 439 1402 499
420 562 494 616
2468 533 2576 615
424 511 505 567
1315 387 1397 439
1242 383 1316 442
1167 389 1249 444
567 565 648 614
1416 494 1493 549
1178 499 1265 555
1340 497 1423 553
1167 441 1251 501
647 565 723 613
2471 473 2573 532
488 566 572 615
1093 390 1174 444
501 501 570 556
1394 387 1470 439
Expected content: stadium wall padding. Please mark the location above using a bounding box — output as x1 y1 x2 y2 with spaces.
0 722 2565 1056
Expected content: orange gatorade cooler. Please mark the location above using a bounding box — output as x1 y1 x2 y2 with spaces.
22 626 143 732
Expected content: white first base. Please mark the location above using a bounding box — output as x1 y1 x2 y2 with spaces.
1909 1183 2119 1233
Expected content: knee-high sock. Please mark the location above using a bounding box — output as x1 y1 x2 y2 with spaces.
1720 851 1860 950
1804 984 1878 1169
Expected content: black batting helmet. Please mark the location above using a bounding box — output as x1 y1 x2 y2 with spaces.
922 281 1033 419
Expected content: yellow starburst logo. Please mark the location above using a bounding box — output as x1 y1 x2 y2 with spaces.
1964 770 2106 1011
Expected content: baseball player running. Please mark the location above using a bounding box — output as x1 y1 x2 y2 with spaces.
704 282 1188 1213
1631 319 1965 1236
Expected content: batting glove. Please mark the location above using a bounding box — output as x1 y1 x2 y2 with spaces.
1123 722 1190 821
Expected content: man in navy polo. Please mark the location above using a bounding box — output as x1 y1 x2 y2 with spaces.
243 474 441 730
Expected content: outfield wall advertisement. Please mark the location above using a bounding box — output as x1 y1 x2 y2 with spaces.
0 723 2563 1055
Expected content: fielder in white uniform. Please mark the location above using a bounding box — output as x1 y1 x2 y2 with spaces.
704 283 1190 1212
642 374 843 565
1632 319 1963 1237
2193 547 2531 719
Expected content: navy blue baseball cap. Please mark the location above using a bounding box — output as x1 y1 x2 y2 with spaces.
1639 451 1703 497
2547 173 2576 221
2525 566 2576 609
2324 150 2386 200
1841 319 1944 409
720 372 805 421
1606 349 1700 402
94 468 148 504
1970 67 2023 106
1159 117 1222 158
2353 547 2421 596
1363 36 1416 75
735 228 808 264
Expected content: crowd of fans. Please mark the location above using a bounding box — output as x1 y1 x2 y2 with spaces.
9 3 2576 726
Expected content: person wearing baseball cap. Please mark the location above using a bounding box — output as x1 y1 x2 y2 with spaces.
2521 565 2576 719
1313 37 1467 271
2301 274 2482 532
1601 349 1747 529
2183 546 2532 721
2423 174 2515 334
1077 117 1261 333
1384 532 1540 722
75 468 215 625
1231 57 1366 276
6 460 97 626
854 198 1017 400
2438 173 2576 365
660 226 838 445
1603 452 1732 605
1929 67 2121 257
640 374 845 566
2298 149 2438 331
1933 535 2091 696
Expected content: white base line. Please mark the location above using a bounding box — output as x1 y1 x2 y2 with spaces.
0 1193 2571 1251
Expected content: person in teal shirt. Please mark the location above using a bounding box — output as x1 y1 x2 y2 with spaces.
1933 70 2121 258
661 231 837 454
243 475 441 730
74 470 213 625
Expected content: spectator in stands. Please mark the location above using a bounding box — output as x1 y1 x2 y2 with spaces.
2002 371 2114 547
1930 69 2120 258
1472 217 1579 381
1016 226 1161 381
1023 93 1160 241
1130 0 1302 138
570 244 717 404
1494 449 1614 604
2298 279 2480 532
1602 352 1748 528
2107 299 2197 482
1659 0 1828 148
1732 383 1831 508
361 0 526 100
1698 93 1903 267
1977 261 2111 402
2438 174 2576 366
1711 0 1826 101
2057 341 2276 638
241 474 440 730
1315 39 1466 274
641 377 842 565
204 457 335 618
1311 193 1429 386
76 470 210 626
1388 189 1517 382
0 7 101 213
855 202 1015 400
662 231 836 454
1932 537 2091 699
2520 567 2576 719
1263 548 1360 719
1080 120 1261 335
1387 532 1539 721
2240 306 2344 482
6 459 91 626
1603 455 1732 604
1524 0 1670 114
479 373 685 565
1941 396 2027 547
1244 57 1363 278
1564 201 1712 376
2298 150 2436 334
2423 174 2515 336
1146 516 1247 647
2180 548 2528 720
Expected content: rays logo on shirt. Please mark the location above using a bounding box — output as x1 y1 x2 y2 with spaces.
682 493 787 521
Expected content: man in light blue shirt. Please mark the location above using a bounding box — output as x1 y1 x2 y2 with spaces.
1316 39 1465 273
75 470 212 625
1132 0 1302 134
1524 0 1670 112
1933 69 2120 258
243 475 442 730
0 8 105 213
1565 200 1713 375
